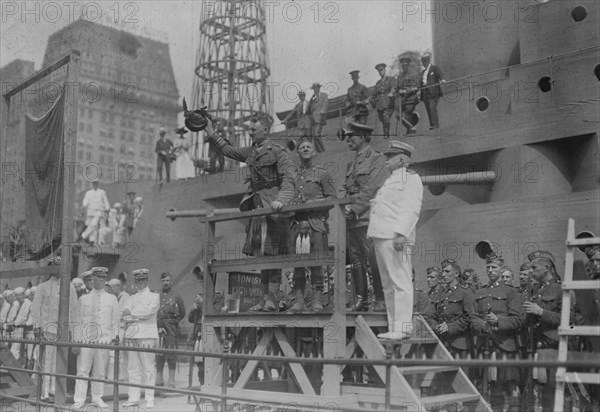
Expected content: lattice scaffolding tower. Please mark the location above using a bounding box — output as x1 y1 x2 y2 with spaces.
191 0 272 151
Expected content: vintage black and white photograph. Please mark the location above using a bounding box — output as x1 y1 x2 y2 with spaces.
0 1 599 411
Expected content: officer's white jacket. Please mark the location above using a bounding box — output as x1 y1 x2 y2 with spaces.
82 188 110 216
30 277 79 336
6 300 20 323
74 289 119 343
123 287 159 340
14 299 31 326
367 166 423 240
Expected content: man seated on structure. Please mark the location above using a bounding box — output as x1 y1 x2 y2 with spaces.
203 118 295 312
287 136 337 313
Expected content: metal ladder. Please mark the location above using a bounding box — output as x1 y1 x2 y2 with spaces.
554 218 600 411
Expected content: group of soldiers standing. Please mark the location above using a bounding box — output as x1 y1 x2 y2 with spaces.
413 243 600 411
284 51 446 142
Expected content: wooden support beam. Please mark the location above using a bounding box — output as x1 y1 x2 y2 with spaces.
233 329 272 389
0 265 60 280
209 251 336 273
273 328 316 396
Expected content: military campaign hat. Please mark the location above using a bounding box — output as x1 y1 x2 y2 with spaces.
311 82 322 89
337 122 374 141
383 140 414 158
375 63 387 71
132 269 150 280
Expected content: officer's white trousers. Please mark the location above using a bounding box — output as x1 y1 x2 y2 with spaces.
74 347 109 403
373 238 414 333
126 338 157 402
42 333 57 398
10 327 23 359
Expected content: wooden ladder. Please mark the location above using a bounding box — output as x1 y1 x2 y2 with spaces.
554 218 600 411
345 315 492 411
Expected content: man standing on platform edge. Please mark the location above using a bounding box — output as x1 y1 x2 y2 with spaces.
339 122 388 312
156 272 185 388
367 141 423 340
203 118 295 312
155 127 174 183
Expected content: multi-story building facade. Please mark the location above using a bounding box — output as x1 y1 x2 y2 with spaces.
41 19 180 195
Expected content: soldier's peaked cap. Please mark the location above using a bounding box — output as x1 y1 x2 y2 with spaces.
375 63 387 71
347 122 374 136
132 269 149 279
383 140 414 157
91 267 108 277
81 270 93 280
349 70 360 77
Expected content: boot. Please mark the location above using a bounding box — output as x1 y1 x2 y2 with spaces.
263 282 279 312
383 124 390 139
155 364 164 387
346 295 366 312
310 285 324 313
288 289 306 313
371 299 386 312
167 369 176 388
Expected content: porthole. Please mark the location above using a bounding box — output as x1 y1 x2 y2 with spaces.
571 6 587 22
476 97 490 112
538 76 552 93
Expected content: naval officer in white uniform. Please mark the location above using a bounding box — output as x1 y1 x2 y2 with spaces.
73 267 119 409
122 269 160 409
367 140 423 340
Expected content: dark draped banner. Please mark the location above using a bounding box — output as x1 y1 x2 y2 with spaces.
24 89 65 260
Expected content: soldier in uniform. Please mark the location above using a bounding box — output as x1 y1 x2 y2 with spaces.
471 252 525 411
517 262 532 295
339 122 388 312
523 250 570 411
426 266 442 300
427 259 475 359
204 119 295 312
155 272 185 388
282 91 311 137
345 70 370 125
370 63 396 139
395 55 420 135
287 137 337 312
461 268 481 292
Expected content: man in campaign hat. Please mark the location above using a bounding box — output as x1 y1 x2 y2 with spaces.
340 122 389 312
155 127 174 183
346 70 370 125
81 179 110 244
370 63 396 139
395 55 420 135
203 119 295 312
367 141 423 340
420 51 446 130
73 267 119 409
307 82 328 152
122 269 160 409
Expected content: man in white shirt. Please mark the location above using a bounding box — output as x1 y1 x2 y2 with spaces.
367 140 423 340
81 178 110 244
106 277 130 381
122 269 160 409
24 287 38 370
11 287 30 360
72 267 119 409
30 260 80 401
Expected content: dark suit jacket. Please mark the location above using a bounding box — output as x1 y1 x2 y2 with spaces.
420 64 444 100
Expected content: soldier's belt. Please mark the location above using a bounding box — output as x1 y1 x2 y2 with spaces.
250 181 279 192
